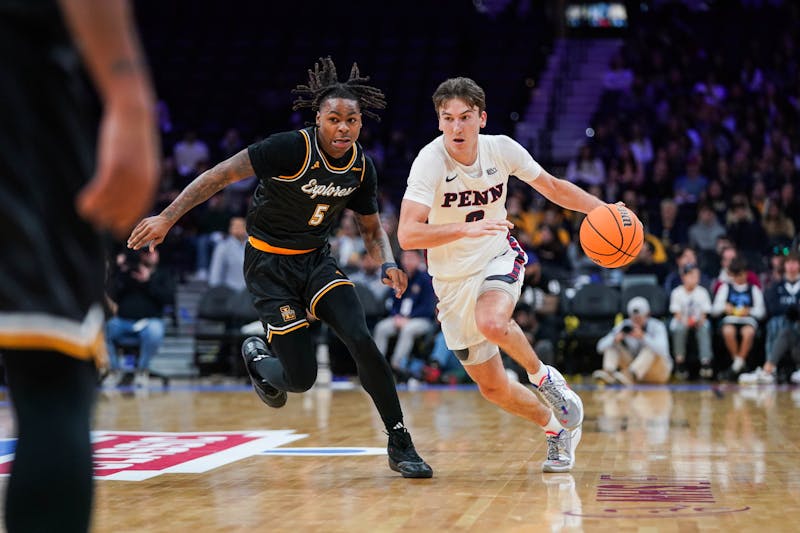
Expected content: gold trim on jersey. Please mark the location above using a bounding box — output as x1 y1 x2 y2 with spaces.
0 304 107 366
266 319 309 343
274 129 311 181
309 279 354 318
358 154 366 183
248 236 316 255
313 130 358 173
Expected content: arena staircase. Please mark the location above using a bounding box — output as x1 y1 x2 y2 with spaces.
515 38 622 165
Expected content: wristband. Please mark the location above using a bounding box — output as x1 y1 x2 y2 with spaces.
381 262 399 279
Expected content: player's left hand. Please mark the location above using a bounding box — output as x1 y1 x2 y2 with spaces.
383 267 408 298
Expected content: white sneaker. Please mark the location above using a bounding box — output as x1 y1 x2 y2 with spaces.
791 369 800 385
612 370 634 386
592 369 616 384
542 425 582 473
533 366 584 430
101 371 120 388
738 367 775 385
134 371 149 388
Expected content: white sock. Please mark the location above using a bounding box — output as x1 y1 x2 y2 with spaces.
732 357 745 372
543 412 564 435
528 363 550 387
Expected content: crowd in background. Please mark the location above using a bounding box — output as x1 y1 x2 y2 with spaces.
106 1 800 386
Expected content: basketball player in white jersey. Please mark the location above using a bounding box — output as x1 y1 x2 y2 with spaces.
398 77 606 472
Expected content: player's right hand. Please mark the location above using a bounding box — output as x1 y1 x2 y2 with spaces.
462 218 514 238
76 101 159 239
127 215 171 251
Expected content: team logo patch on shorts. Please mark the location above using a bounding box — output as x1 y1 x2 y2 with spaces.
280 305 297 322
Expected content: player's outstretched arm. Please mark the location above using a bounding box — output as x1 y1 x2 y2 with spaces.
398 199 512 250
59 0 159 238
127 148 255 251
354 212 408 298
530 170 605 214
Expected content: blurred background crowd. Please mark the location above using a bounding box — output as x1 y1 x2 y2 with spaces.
104 0 800 388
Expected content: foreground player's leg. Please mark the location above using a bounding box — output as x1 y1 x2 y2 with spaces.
475 289 583 429
4 350 97 533
315 285 432 478
463 354 580 472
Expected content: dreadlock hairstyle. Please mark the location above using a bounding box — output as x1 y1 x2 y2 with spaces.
292 56 386 121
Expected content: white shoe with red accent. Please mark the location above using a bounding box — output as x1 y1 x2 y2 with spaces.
533 366 584 430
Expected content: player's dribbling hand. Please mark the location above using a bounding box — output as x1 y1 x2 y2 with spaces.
462 218 514 238
127 215 171 251
382 267 408 298
76 102 159 239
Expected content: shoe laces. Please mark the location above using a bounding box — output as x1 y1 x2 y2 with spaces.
388 428 422 461
546 432 565 461
537 376 568 414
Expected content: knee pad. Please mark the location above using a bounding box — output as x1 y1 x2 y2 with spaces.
454 341 498 366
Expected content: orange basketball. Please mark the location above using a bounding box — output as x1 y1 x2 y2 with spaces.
579 204 644 268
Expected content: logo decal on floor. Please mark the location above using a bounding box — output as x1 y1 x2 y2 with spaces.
0 430 307 481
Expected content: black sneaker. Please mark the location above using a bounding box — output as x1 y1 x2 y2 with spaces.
699 362 714 380
241 336 287 408
387 427 433 478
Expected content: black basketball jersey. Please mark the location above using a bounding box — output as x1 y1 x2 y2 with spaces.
246 127 378 250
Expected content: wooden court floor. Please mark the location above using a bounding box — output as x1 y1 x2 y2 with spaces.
2 381 800 532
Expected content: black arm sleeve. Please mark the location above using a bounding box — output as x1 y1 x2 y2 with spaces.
246 131 308 180
346 155 379 215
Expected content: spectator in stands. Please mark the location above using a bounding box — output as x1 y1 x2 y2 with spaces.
712 257 766 381
208 216 247 291
650 197 688 259
777 181 800 230
594 297 672 385
740 302 800 385
193 193 234 281
105 248 174 388
565 144 606 188
624 240 670 286
669 263 714 380
711 245 761 295
629 122 654 171
761 252 800 359
330 210 365 274
688 203 727 256
372 250 436 378
219 128 244 159
173 129 210 178
350 250 391 308
673 154 709 207
725 194 768 256
663 245 713 295
761 199 796 248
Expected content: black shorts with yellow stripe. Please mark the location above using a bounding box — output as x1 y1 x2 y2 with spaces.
244 241 353 343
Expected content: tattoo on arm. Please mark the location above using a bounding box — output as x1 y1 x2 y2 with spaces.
161 149 254 223
356 214 394 264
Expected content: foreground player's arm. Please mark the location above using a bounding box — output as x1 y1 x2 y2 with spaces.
529 170 605 215
397 199 513 250
355 213 408 298
59 0 159 238
127 149 254 250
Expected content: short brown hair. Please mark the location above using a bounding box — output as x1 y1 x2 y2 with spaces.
432 77 486 114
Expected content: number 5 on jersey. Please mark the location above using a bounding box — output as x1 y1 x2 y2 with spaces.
309 204 330 226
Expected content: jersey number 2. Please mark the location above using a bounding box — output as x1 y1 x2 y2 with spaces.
465 210 485 222
308 204 330 226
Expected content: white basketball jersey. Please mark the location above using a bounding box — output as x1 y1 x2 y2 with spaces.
403 134 542 280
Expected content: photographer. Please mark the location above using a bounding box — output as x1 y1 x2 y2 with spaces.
104 248 174 387
740 302 800 385
593 297 672 385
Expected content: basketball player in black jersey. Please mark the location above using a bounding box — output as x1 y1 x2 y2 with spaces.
128 57 432 478
1 0 159 531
